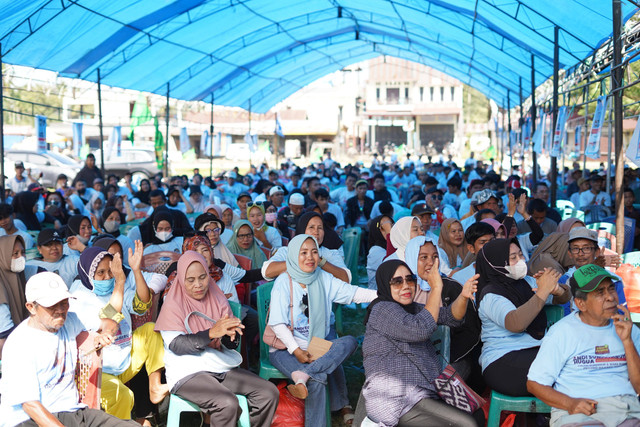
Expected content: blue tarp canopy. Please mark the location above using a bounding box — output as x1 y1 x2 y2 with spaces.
0 1 637 113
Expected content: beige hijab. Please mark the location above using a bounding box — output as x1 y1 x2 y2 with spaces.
0 235 28 329
528 232 573 274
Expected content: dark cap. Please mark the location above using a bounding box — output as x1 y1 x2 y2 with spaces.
424 176 438 186
411 203 434 216
237 191 252 201
15 161 24 169
570 264 617 296
189 185 202 195
28 183 43 192
37 228 64 246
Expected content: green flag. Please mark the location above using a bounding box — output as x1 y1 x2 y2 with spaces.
129 94 152 143
154 116 165 169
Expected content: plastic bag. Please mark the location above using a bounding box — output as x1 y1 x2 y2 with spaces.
271 380 305 427
616 264 640 313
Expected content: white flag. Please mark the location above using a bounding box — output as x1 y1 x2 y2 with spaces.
550 106 567 158
585 95 608 159
532 113 546 154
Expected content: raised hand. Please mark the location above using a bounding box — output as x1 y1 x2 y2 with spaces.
425 257 443 291
128 240 144 272
613 304 633 343
110 252 126 283
67 235 86 252
461 274 479 301
507 193 517 216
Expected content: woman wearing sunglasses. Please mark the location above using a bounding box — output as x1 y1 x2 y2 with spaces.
227 220 268 270
247 201 282 250
268 234 377 427
362 259 482 427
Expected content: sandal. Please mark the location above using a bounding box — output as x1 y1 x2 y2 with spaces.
341 405 355 426
287 383 309 400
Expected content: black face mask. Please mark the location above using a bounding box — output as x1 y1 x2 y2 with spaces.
78 188 86 195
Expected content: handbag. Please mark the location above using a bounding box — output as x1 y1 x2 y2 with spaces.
433 364 485 414
262 274 295 350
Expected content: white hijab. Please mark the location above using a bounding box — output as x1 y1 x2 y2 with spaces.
389 216 420 261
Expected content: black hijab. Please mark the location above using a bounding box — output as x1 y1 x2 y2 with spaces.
134 179 151 204
368 215 392 251
150 210 176 244
92 234 130 276
364 259 419 325
476 238 547 340
100 206 125 237
295 211 343 250
12 191 41 230
65 214 91 238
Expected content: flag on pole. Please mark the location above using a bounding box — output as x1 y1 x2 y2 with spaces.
154 116 165 169
550 106 567 158
522 117 531 148
214 132 221 156
574 125 582 158
245 132 258 153
179 127 189 154
72 122 83 157
200 130 210 156
585 95 608 159
532 113 545 154
129 94 152 143
275 113 285 137
107 126 121 159
35 115 47 153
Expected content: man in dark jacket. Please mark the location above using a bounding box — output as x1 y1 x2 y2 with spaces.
72 154 103 186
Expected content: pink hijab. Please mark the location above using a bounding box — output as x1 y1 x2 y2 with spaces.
155 251 231 349
482 218 507 238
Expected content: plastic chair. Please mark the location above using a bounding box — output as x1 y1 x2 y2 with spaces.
602 216 635 253
555 200 574 210
75 331 102 409
25 247 39 260
256 282 288 381
141 251 181 275
166 300 249 427
586 222 616 235
561 208 585 221
486 305 563 427
233 254 252 306
623 251 640 267
342 227 362 286
260 246 271 259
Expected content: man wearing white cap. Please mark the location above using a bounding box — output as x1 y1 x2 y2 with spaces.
276 193 305 237
220 171 249 202
268 185 285 209
0 272 133 427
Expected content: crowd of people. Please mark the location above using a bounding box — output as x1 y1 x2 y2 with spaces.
0 150 639 427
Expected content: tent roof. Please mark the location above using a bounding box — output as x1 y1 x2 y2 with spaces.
0 0 636 113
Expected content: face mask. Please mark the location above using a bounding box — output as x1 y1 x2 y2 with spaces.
156 231 173 242
505 259 527 280
10 256 25 273
104 220 120 233
265 212 277 223
76 235 90 245
92 278 115 296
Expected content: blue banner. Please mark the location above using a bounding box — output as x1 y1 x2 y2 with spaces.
35 115 47 153
180 127 189 154
72 122 83 157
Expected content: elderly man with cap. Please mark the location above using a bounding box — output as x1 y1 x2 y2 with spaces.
25 229 80 286
7 162 36 197
0 272 136 427
527 264 640 427
268 185 286 209
460 189 500 230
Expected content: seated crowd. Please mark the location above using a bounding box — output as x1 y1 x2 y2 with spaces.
0 152 640 427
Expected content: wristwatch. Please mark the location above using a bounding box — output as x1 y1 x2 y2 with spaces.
318 257 328 267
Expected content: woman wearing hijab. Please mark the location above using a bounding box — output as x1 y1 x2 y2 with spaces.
227 220 268 270
556 217 586 233
362 259 481 427
68 247 167 419
44 191 71 225
404 236 484 393
143 210 183 255
155 251 278 427
385 216 424 262
85 191 105 219
0 235 28 359
476 239 570 396
262 212 349 283
11 191 57 231
246 202 282 250
268 234 377 427
100 207 135 265
527 232 574 274
438 218 468 276
132 179 152 209
366 215 394 289
105 195 135 223
195 213 239 267
63 214 93 257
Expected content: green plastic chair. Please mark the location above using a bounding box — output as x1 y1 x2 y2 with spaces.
586 222 616 234
555 200 574 210
25 247 39 261
623 251 640 267
561 208 585 221
342 227 362 286
486 305 563 426
165 301 250 427
256 282 288 381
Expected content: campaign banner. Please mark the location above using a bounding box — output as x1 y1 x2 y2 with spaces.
180 127 189 154
245 132 258 153
550 106 567 158
106 126 121 160
35 115 47 153
522 117 531 148
532 113 545 154
200 130 209 156
585 95 608 159
626 117 640 167
574 125 582 158
72 122 83 157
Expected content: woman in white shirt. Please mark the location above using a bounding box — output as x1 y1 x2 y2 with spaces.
268 234 377 427
366 215 394 289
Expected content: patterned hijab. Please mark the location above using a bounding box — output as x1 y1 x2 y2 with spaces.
181 234 223 282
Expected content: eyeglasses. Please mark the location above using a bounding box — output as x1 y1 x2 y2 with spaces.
204 227 221 234
430 195 443 201
389 274 418 286
301 294 309 318
569 246 597 255
237 233 253 240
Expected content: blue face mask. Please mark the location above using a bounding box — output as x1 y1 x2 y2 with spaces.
92 278 115 296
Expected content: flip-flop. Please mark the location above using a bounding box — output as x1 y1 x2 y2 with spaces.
287 383 309 400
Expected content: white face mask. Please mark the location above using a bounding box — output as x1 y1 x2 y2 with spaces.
505 259 527 280
10 256 25 273
156 231 173 242
76 235 90 245
104 220 120 233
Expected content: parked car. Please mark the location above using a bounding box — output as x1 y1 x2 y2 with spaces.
5 150 81 188
93 148 160 180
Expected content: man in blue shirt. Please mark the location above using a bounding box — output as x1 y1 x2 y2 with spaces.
527 264 640 427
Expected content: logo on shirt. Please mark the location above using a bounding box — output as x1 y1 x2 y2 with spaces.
595 345 610 355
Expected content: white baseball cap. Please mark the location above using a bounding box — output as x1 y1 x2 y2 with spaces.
289 193 305 206
269 186 284 196
25 272 73 307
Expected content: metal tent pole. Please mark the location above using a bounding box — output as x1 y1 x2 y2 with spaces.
550 26 560 208
519 78 525 179
531 55 538 184
97 68 105 177
165 83 170 178
507 91 513 175
248 99 252 168
582 80 589 177
0 43 5 202
613 0 625 253
210 94 214 179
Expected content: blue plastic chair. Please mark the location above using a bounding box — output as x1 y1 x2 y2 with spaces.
602 216 636 253
486 305 563 427
342 227 362 286
166 301 250 427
